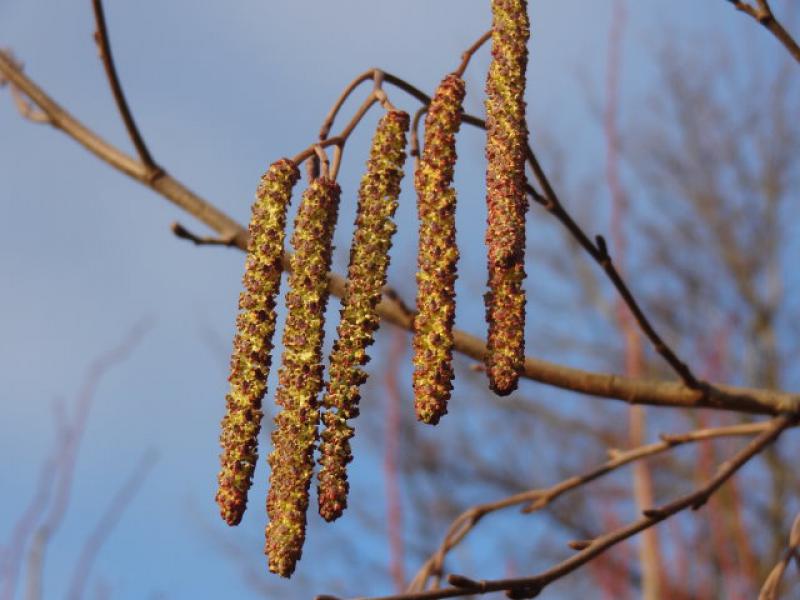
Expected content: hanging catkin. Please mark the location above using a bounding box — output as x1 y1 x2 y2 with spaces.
265 177 340 578
413 73 465 424
317 110 409 522
485 0 529 396
216 159 299 526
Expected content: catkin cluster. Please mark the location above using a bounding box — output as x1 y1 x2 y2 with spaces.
485 0 530 396
318 110 409 522
265 177 341 578
216 159 299 526
413 73 466 424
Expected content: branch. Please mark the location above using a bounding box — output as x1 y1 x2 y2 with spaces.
758 512 800 600
407 421 782 592
727 0 800 64
2 51 799 418
339 414 796 600
91 0 160 172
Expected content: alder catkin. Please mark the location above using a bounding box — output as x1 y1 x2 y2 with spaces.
216 158 299 526
485 0 529 396
413 73 465 424
265 177 340 578
317 110 409 522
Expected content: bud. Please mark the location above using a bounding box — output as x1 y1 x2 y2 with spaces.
485 0 530 395
266 177 341 578
216 158 299 526
318 110 409 521
413 73 465 424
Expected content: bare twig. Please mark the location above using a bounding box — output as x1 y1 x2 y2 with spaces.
727 0 800 64
341 415 796 600
2 51 799 418
91 0 160 173
171 222 238 247
454 30 492 77
758 512 800 600
406 421 781 592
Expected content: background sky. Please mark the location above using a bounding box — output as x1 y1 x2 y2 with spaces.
0 2 795 599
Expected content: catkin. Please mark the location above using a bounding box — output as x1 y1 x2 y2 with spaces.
318 110 409 522
485 0 529 396
413 73 465 424
265 177 340 578
216 159 299 526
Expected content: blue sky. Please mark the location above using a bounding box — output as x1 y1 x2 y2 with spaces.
0 2 795 599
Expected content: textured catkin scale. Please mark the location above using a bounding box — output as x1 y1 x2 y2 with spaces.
265 177 341 578
485 0 530 396
317 110 409 522
216 159 299 526
413 74 465 424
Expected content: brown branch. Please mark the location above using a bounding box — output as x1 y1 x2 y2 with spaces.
343 414 796 600
728 0 800 64
2 51 799 419
757 512 800 599
406 421 780 592
91 0 160 172
171 222 238 247
454 30 492 77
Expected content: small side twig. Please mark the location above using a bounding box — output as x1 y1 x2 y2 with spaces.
727 0 800 64
171 222 238 247
757 511 800 599
91 0 161 174
454 30 492 77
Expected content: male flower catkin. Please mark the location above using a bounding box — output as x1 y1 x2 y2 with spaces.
318 110 409 522
413 73 465 424
216 159 299 526
485 0 530 396
266 177 340 578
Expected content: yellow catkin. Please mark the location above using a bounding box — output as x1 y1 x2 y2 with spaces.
485 0 529 396
265 177 340 578
216 159 299 526
318 110 409 522
413 73 465 424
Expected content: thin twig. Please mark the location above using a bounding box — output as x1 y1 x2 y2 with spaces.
454 30 492 77
727 0 800 64
757 511 800 599
171 222 238 247
342 415 796 600
2 51 799 418
407 421 780 592
91 0 160 174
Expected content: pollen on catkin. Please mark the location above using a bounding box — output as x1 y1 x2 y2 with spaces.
265 177 341 578
317 110 409 522
413 73 465 425
485 0 529 396
216 158 299 527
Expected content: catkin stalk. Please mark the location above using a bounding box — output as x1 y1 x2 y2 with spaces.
413 73 465 424
485 0 530 396
216 159 299 526
318 110 409 521
265 177 340 578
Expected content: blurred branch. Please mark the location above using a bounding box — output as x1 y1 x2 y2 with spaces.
66 450 157 600
1 51 799 419
728 0 800 63
343 414 796 600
